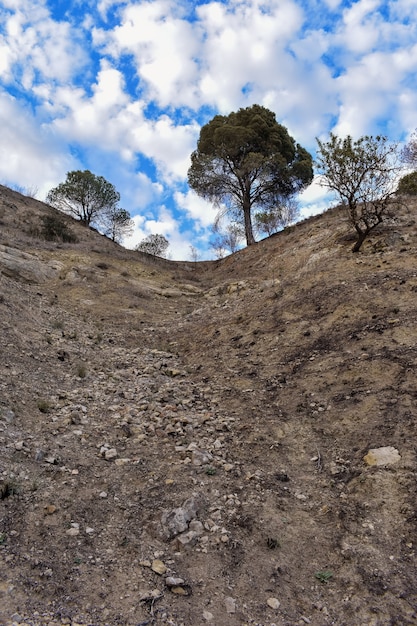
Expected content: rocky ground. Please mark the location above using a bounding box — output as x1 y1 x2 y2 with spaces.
1 184 417 626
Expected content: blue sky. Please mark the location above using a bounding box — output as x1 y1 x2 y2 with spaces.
0 0 416 259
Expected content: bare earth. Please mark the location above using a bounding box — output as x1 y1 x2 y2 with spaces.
1 184 417 626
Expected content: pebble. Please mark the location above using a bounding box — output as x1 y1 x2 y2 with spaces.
203 610 214 621
225 596 236 613
104 448 118 461
165 576 185 586
267 597 281 610
151 559 167 575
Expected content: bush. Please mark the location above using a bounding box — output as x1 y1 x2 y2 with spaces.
40 215 78 243
397 171 417 196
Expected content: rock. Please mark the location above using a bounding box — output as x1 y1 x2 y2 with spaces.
174 530 199 550
225 596 236 613
192 449 213 466
44 505 57 515
267 597 280 609
66 528 80 536
363 446 401 466
165 576 185 587
104 448 118 461
151 559 167 575
203 610 214 621
2 409 15 423
0 244 60 284
161 495 204 539
170 585 190 595
189 520 204 534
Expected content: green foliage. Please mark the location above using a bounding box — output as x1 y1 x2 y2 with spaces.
397 171 417 196
40 214 78 243
37 399 51 413
135 234 170 257
316 134 402 252
76 363 88 378
99 207 134 243
401 129 417 168
315 570 333 583
255 198 299 237
210 221 244 258
46 170 120 227
188 104 313 246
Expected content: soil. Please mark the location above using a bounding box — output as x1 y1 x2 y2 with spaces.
1 184 417 626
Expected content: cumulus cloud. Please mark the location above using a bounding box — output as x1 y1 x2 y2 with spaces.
1 0 417 258
0 90 76 197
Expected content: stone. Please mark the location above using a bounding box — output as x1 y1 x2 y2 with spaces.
165 576 185 587
363 446 401 466
189 520 204 534
66 527 80 536
203 610 214 621
170 585 189 595
267 597 280 609
225 596 236 613
161 495 203 539
104 448 118 461
191 449 213 466
151 559 167 575
174 530 198 549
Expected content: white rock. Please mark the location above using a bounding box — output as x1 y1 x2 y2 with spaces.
363 446 401 466
104 448 118 461
225 597 236 613
203 610 214 621
267 597 280 610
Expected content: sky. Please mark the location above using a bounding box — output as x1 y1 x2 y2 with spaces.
0 0 416 259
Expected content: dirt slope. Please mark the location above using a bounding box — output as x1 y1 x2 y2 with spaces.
1 184 417 626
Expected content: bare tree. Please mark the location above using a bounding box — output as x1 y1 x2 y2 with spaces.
316 134 403 252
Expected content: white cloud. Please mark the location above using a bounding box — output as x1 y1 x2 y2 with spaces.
174 190 217 229
0 90 76 197
0 1 87 88
124 205 194 260
100 1 201 108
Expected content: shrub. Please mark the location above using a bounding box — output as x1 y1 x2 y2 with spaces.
40 215 78 243
397 171 417 196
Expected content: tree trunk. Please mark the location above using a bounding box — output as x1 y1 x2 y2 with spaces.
243 193 255 246
352 231 367 252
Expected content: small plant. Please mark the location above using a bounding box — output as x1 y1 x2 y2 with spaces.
76 363 87 378
205 466 216 476
266 537 280 550
315 570 333 583
0 480 19 500
0 532 6 544
37 399 51 414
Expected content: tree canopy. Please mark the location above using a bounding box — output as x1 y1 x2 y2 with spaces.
401 129 417 168
135 234 170 257
397 171 417 196
100 207 134 243
47 170 121 227
316 134 402 252
187 104 313 246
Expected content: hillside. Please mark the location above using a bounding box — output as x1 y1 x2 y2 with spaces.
1 183 417 626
